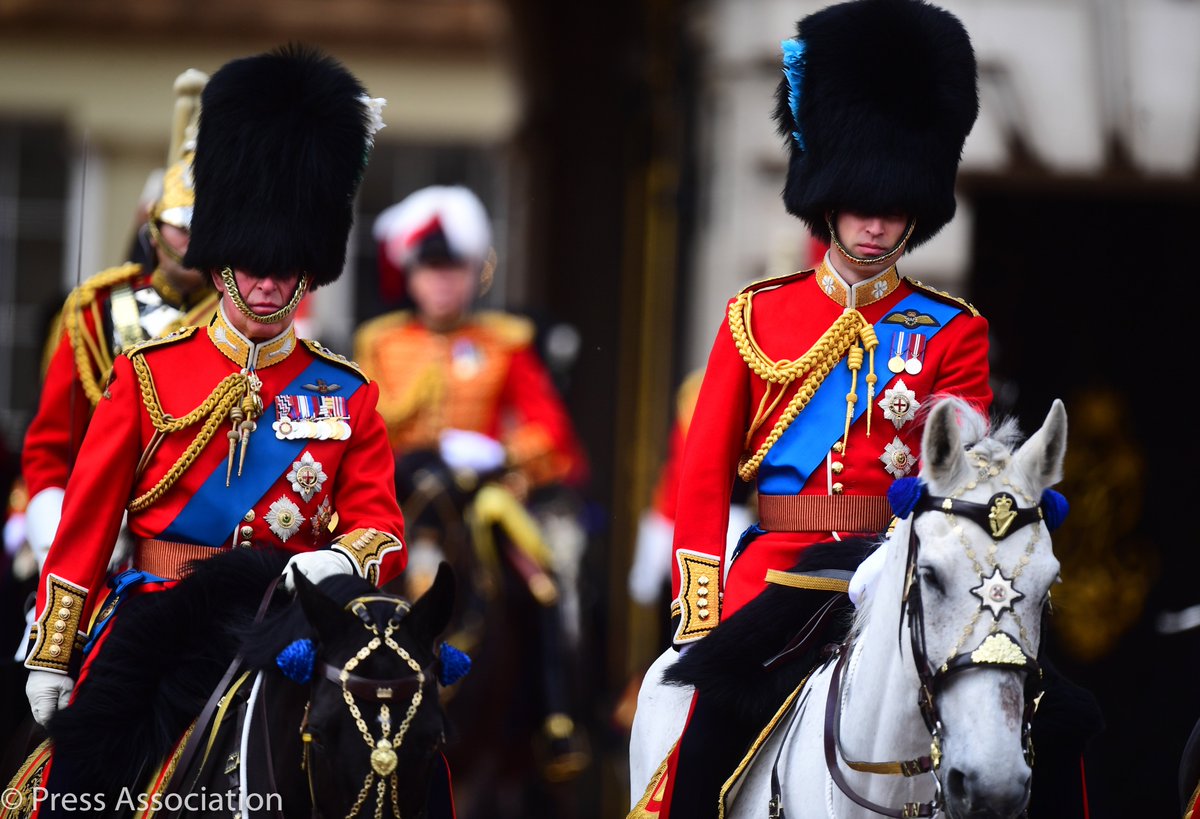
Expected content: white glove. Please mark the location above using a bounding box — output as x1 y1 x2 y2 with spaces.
628 510 674 605
282 550 356 592
25 487 64 572
439 429 506 474
26 670 74 727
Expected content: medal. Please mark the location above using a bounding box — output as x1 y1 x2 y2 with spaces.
879 379 920 429
888 331 906 374
274 393 352 440
904 333 925 375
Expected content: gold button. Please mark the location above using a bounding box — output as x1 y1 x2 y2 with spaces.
48 645 62 657
53 620 66 633
243 510 256 523
61 596 74 607
698 576 709 586
51 634 63 645
832 441 844 454
698 610 709 620
831 461 844 474
58 608 71 619
832 483 844 494
697 588 708 598
238 540 253 549
240 526 254 538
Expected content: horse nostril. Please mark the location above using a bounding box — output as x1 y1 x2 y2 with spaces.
946 767 968 803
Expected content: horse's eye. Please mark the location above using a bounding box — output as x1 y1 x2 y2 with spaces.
918 566 944 595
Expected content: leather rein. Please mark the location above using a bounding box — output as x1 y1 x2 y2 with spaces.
813 492 1047 819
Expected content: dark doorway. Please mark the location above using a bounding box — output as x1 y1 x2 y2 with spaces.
972 185 1200 819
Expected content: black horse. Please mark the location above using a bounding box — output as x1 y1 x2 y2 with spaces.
393 450 590 819
5 548 457 819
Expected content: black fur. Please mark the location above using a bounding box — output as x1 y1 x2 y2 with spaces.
184 44 370 287
48 549 292 802
665 538 877 729
773 0 978 248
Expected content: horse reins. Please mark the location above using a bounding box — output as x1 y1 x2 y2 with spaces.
816 490 1049 818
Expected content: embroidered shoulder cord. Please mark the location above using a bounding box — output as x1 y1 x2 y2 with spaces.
63 263 142 405
128 354 259 511
728 292 878 481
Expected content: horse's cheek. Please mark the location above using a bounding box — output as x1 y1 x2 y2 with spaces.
999 676 1024 730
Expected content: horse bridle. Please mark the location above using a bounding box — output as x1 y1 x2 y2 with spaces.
298 594 438 819
819 490 1049 819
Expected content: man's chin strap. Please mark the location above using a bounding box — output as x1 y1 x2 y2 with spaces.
148 220 185 265
220 266 310 324
826 212 916 268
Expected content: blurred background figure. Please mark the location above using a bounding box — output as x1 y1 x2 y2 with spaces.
354 184 592 819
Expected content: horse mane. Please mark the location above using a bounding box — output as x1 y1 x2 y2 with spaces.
48 548 293 801
664 539 877 729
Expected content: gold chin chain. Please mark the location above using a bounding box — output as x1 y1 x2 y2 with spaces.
225 370 263 486
220 266 310 325
341 607 425 819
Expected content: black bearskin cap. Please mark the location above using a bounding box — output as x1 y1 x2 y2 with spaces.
774 0 978 248
184 45 372 287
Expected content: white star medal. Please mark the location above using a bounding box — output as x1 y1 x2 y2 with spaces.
880 437 914 478
287 451 327 503
265 496 305 542
879 379 920 429
971 567 1025 619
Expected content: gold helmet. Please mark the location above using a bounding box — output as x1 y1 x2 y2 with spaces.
149 69 206 239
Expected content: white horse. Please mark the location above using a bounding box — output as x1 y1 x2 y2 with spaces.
630 396 1068 819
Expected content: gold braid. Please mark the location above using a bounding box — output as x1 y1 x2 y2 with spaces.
62 263 143 405
727 291 871 481
128 354 249 512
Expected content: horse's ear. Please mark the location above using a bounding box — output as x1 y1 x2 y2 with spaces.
294 568 357 644
920 398 971 491
405 561 456 648
1014 399 1068 493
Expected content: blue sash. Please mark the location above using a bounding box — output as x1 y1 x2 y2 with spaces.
159 358 362 545
757 291 963 494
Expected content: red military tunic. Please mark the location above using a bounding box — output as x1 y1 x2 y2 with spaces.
670 258 991 643
21 263 218 552
25 306 406 675
353 309 587 489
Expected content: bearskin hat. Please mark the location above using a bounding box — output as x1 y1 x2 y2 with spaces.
184 45 384 287
774 0 978 248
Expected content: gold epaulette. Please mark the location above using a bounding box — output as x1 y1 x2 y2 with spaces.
475 310 535 348
904 277 981 318
61 263 146 405
736 267 814 296
302 339 368 383
351 310 414 363
126 325 199 358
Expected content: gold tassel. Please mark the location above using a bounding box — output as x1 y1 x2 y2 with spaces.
226 405 244 487
843 343 863 451
860 324 879 437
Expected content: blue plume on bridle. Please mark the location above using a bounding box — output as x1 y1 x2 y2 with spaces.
781 39 807 151
439 642 472 686
888 477 925 519
277 638 316 684
1040 489 1069 531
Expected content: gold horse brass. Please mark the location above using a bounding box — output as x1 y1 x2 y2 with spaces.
988 495 1016 539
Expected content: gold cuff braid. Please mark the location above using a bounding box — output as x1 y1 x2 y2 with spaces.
25 575 88 673
331 527 405 586
672 550 722 644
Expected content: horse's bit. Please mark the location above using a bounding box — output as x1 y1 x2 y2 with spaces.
815 479 1049 819
300 594 436 819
